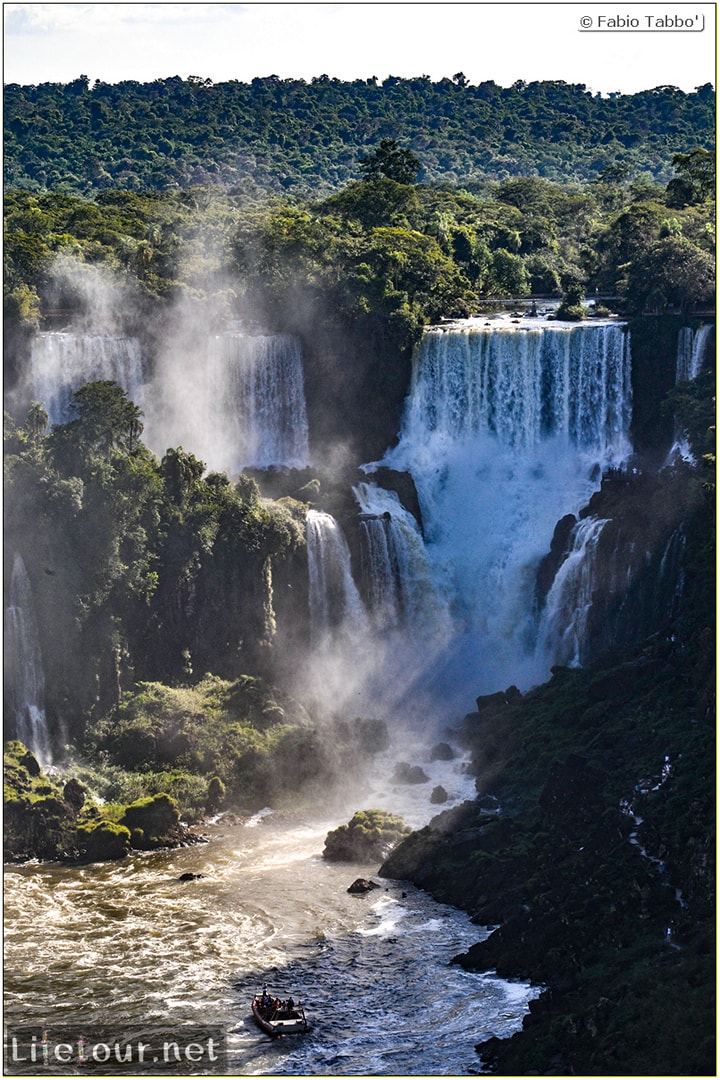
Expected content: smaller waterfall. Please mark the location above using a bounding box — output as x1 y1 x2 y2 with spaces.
353 482 449 635
305 510 366 641
28 332 145 424
668 324 714 463
675 324 713 384
206 333 310 471
536 517 609 668
4 554 51 762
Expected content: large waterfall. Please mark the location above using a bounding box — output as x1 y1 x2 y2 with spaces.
668 323 713 463
28 331 145 423
378 319 633 708
353 481 450 636
4 554 51 762
535 516 610 668
203 332 310 471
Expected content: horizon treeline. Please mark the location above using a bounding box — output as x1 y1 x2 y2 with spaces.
4 75 715 196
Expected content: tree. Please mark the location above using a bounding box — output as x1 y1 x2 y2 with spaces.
51 381 144 463
666 149 715 208
624 235 715 313
358 139 421 185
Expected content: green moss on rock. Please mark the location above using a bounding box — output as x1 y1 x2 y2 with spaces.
76 820 131 861
323 808 411 862
120 792 179 842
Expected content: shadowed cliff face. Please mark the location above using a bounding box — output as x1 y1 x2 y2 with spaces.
378 456 715 1076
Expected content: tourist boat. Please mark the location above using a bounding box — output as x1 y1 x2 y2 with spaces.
251 991 309 1037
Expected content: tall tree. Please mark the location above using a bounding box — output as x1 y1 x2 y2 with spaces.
358 139 421 185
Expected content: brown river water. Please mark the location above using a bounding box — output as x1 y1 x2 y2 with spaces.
4 742 539 1075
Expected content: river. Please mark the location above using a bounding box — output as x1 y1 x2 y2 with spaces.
4 741 539 1075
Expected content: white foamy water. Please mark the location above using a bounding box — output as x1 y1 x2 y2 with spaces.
4 744 538 1075
27 332 146 423
379 319 633 709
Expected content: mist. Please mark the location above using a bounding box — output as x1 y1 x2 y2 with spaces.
7 253 637 758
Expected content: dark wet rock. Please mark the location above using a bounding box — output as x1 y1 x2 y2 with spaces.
476 685 522 712
347 877 380 894
535 513 577 607
393 761 430 784
430 785 449 804
429 742 455 762
63 778 86 811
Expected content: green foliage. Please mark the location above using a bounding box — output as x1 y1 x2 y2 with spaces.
4 389 308 723
86 673 316 809
323 808 411 861
119 792 179 839
4 78 713 196
666 148 716 207
75 819 131 860
556 283 587 320
624 235 716 313
206 775 226 812
358 139 421 185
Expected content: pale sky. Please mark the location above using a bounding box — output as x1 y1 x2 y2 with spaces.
3 2 717 95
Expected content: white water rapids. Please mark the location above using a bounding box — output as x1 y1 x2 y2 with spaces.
4 744 539 1075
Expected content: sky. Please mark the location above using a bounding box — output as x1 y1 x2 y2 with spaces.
3 2 717 95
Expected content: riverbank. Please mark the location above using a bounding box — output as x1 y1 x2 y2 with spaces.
381 630 715 1075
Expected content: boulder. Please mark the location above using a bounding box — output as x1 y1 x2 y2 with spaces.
429 742 456 762
347 877 380 894
431 785 449 804
323 808 411 862
393 762 430 784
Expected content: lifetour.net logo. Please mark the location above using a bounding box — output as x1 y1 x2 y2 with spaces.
4 1027 228 1074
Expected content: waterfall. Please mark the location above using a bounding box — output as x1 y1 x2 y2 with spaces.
353 481 450 635
305 510 366 641
28 329 310 476
675 324 712 384
535 517 609 668
28 332 145 424
668 324 713 463
4 554 52 762
381 320 633 704
206 333 310 470
144 331 310 475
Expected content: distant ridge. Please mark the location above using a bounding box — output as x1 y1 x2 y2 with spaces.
4 76 715 195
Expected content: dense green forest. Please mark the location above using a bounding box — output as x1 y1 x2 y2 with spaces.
4 76 715 194
4 73 716 1072
4 148 716 370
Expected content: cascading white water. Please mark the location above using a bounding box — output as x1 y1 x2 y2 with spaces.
380 319 633 708
28 328 310 476
305 510 366 641
27 332 145 424
145 331 310 475
4 554 52 762
667 324 713 463
535 517 609 668
675 324 712 384
205 333 310 471
353 481 450 636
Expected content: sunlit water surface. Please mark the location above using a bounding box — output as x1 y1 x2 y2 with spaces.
4 747 539 1075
